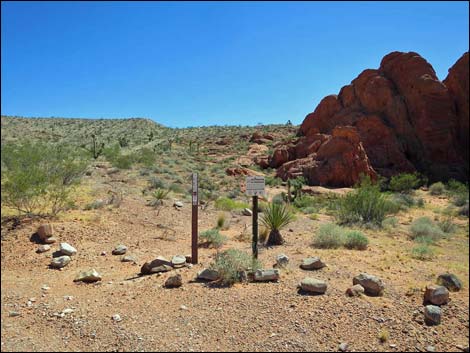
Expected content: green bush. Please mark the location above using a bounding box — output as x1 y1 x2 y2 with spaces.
293 195 318 213
344 230 369 250
148 188 170 207
389 173 420 193
260 202 295 245
272 193 286 204
112 154 134 169
312 223 345 249
409 217 445 243
382 217 399 229
429 182 445 195
437 216 457 234
169 183 185 194
265 176 283 187
209 249 261 285
388 193 416 211
102 143 120 163
1 142 88 216
199 229 227 248
335 177 392 226
148 176 166 190
215 197 249 211
136 147 156 167
84 199 106 210
411 244 434 261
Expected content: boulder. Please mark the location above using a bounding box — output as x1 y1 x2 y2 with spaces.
74 269 102 283
197 269 220 281
437 273 463 292
424 305 442 326
253 269 280 282
50 256 71 269
424 285 449 305
164 274 183 288
352 273 384 296
112 245 127 255
59 243 77 256
300 257 326 270
299 277 327 294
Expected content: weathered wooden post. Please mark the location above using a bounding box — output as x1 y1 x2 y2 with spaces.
246 176 265 259
191 173 198 264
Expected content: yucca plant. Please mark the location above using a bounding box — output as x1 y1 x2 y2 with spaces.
260 202 295 246
149 188 170 207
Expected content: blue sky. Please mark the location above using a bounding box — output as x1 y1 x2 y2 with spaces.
1 1 469 128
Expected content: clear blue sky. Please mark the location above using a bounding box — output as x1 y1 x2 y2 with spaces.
1 1 469 128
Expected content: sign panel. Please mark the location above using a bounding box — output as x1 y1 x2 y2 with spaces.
246 176 266 196
192 173 198 205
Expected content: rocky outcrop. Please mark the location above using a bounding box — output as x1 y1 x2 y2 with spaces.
264 51 469 186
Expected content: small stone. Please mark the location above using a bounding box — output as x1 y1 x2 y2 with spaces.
140 256 173 275
41 285 50 291
426 346 436 352
62 308 74 315
437 273 462 292
353 273 384 296
275 254 289 267
164 274 183 288
339 343 349 352
300 257 326 270
424 305 441 326
121 255 136 263
112 314 122 322
100 251 107 256
74 269 102 283
346 284 365 297
299 277 327 294
242 208 252 216
253 269 280 282
44 237 57 244
59 242 77 256
180 305 188 310
36 245 51 253
112 245 127 255
424 285 449 305
174 201 183 208
197 268 220 281
389 344 397 348
50 255 71 269
8 311 20 317
171 255 186 268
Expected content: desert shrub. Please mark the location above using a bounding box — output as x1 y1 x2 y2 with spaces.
293 195 317 211
169 183 185 194
429 182 445 195
409 217 445 242
272 193 286 204
382 216 399 229
136 147 156 167
446 179 469 194
84 199 106 210
215 197 249 211
437 216 457 234
199 229 227 248
112 154 134 169
344 230 369 250
312 223 345 249
1 142 88 216
265 176 282 187
216 213 230 230
388 173 420 193
335 177 392 226
459 201 469 217
411 244 434 261
378 328 389 343
148 176 166 190
416 197 425 207
148 188 170 207
388 193 416 211
102 143 120 163
260 202 295 246
209 249 261 285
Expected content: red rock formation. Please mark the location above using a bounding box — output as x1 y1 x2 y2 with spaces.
275 51 469 185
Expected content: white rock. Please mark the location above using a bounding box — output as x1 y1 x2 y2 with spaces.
60 243 77 256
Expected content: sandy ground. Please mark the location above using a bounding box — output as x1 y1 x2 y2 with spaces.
1 174 469 352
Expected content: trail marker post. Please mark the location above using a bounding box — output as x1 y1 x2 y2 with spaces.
246 176 266 259
191 173 198 264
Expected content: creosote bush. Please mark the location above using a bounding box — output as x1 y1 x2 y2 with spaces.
209 249 261 286
388 173 421 193
1 142 88 216
411 244 434 261
409 217 445 243
312 223 345 249
429 182 445 195
344 230 369 250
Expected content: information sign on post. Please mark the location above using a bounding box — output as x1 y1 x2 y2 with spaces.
246 176 265 259
191 173 198 264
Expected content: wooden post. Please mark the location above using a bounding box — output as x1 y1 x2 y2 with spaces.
191 173 198 264
252 195 258 259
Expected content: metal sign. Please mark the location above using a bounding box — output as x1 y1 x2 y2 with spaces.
246 176 266 196
192 173 198 206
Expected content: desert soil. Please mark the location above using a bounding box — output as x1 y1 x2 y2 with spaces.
1 169 469 352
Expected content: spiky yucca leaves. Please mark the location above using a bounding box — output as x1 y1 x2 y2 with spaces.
261 202 295 246
149 188 170 207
